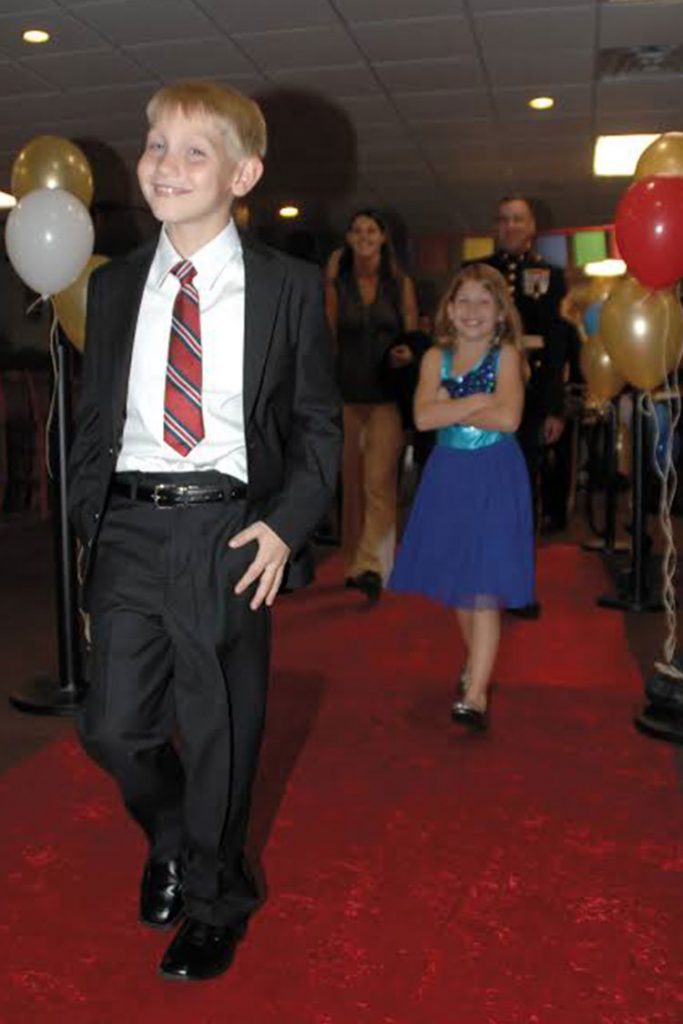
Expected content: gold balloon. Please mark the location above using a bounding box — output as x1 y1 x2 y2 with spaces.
599 276 683 391
579 334 626 404
53 255 109 351
635 132 683 180
562 276 618 344
11 135 94 206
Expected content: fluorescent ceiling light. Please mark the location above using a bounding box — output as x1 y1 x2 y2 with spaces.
584 259 626 277
23 29 50 44
0 191 16 210
593 134 659 176
529 96 554 111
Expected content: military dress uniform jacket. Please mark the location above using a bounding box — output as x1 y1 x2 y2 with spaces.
480 249 568 425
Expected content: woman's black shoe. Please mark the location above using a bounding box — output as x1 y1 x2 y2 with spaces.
451 700 488 732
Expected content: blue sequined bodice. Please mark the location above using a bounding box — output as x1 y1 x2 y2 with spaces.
437 347 507 450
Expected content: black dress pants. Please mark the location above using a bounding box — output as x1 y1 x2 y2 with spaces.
78 477 269 927
517 411 542 532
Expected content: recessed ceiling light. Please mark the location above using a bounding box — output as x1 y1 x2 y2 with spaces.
584 259 626 278
593 134 660 175
23 29 50 44
279 205 299 219
0 191 16 210
529 96 554 111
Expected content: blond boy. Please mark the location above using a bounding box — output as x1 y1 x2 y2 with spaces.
68 81 341 980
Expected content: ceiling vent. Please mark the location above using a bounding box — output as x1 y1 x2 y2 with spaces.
599 44 683 77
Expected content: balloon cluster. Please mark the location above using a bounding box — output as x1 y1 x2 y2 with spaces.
5 135 109 350
599 133 683 392
563 276 624 405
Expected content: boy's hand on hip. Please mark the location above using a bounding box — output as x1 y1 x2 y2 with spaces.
229 521 291 610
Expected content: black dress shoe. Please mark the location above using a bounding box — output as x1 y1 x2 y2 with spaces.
355 570 382 604
451 700 488 732
507 601 541 620
159 917 247 981
139 858 183 929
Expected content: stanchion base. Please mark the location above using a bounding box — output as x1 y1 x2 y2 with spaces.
634 703 683 746
581 538 630 554
9 676 81 716
597 591 664 612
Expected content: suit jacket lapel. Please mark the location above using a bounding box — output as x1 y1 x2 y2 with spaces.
109 241 156 435
242 239 286 424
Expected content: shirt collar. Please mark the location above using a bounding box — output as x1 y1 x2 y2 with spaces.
152 219 242 292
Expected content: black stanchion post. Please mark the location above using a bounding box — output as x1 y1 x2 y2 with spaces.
9 330 82 715
582 397 629 555
598 391 662 612
603 403 618 552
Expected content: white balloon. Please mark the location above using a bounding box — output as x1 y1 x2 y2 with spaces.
5 187 94 298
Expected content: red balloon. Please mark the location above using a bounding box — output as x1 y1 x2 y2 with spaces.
615 175 683 290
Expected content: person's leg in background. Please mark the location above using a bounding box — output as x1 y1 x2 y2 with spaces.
348 401 404 601
341 403 369 582
511 411 542 619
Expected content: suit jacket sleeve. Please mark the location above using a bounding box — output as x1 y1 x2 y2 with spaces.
67 267 106 544
537 266 569 418
262 265 342 553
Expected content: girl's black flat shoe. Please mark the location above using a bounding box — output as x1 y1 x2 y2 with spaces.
451 700 488 732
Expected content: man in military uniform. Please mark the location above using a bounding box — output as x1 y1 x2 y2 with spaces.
479 195 570 616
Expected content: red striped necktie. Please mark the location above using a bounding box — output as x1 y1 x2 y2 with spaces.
163 260 204 456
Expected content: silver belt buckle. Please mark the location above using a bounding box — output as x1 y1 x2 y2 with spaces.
152 483 177 508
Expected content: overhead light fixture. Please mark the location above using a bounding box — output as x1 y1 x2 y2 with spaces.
529 96 554 111
0 191 17 210
23 29 50 44
279 205 299 219
593 134 659 176
584 259 626 277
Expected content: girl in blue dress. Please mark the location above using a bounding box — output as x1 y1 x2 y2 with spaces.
389 263 534 732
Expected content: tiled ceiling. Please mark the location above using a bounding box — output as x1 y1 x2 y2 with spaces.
0 0 681 237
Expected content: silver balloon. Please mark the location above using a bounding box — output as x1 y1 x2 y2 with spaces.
5 187 94 298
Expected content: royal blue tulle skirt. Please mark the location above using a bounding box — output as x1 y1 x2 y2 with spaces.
390 437 535 609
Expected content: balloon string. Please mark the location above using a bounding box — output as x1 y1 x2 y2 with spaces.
44 302 60 482
648 288 681 669
25 295 45 318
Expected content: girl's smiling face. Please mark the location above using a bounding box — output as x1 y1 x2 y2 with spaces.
448 279 499 345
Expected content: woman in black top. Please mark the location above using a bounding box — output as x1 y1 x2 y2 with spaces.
325 209 418 602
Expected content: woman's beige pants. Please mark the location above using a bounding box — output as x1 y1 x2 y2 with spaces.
342 402 404 583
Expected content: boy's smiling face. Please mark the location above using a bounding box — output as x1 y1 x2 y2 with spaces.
137 106 262 252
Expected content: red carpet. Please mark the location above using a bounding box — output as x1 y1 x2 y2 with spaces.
1 545 682 1023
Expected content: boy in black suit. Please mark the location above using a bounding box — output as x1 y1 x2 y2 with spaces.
68 81 341 981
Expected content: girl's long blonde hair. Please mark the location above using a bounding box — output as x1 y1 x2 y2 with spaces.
434 263 524 357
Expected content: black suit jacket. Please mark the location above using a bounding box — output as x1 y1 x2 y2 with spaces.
68 232 342 605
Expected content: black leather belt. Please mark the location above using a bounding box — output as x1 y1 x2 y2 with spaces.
111 478 247 508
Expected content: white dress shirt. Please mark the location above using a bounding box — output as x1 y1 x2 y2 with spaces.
116 219 247 481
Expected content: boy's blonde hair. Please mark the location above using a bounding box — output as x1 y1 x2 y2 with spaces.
434 262 524 357
146 80 267 161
